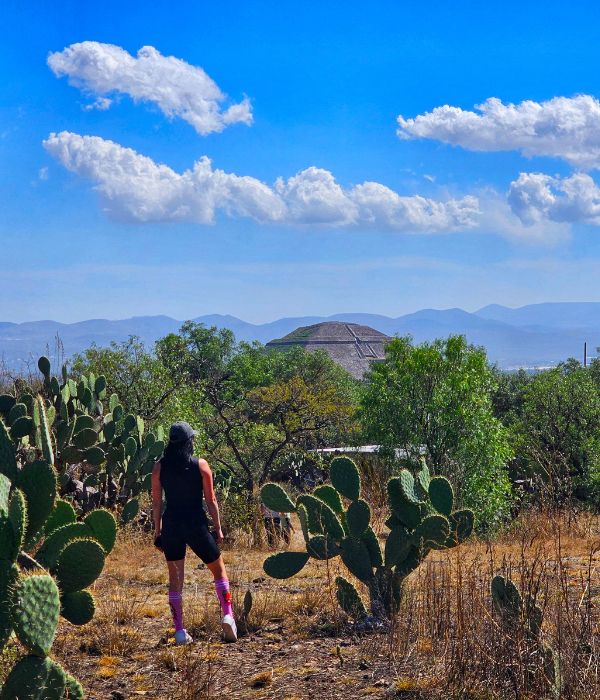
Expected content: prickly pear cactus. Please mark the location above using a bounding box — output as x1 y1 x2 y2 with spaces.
0 357 165 522
491 575 561 696
261 457 474 620
0 400 119 698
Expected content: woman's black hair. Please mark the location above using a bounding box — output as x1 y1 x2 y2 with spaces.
161 436 194 471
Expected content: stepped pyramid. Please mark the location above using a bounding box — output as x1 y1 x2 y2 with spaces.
266 321 391 379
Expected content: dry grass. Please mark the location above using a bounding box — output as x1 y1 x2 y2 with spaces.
3 509 598 699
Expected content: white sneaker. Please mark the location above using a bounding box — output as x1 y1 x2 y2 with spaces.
174 629 193 645
222 614 237 642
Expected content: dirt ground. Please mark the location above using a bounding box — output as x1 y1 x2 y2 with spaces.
11 513 600 699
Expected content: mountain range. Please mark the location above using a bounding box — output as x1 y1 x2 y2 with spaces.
1 303 598 371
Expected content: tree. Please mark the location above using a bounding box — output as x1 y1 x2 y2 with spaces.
490 367 532 426
157 322 358 494
361 335 513 530
72 336 193 426
513 365 600 505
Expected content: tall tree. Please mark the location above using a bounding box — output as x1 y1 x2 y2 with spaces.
513 365 600 504
361 335 513 529
72 336 190 425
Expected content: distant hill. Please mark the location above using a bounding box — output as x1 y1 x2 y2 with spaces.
1 302 599 371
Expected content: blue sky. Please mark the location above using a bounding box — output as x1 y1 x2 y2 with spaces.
3 1 600 323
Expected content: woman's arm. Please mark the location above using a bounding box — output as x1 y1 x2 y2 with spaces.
151 461 163 545
198 458 223 544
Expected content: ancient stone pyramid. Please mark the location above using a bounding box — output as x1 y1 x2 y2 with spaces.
266 321 391 379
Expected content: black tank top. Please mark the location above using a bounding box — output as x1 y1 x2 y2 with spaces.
160 456 207 523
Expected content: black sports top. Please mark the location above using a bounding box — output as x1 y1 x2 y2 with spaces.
160 456 207 523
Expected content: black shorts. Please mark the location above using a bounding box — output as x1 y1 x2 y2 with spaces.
160 513 221 563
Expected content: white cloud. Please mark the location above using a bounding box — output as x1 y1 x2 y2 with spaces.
43 131 479 232
38 167 49 181
83 96 112 111
397 95 600 169
508 172 600 226
48 42 252 135
478 188 570 244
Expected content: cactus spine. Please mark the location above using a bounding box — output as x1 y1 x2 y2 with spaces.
262 457 473 620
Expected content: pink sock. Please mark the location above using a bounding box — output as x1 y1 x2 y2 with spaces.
214 578 233 617
168 591 184 632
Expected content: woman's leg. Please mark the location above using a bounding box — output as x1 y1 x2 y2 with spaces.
206 555 227 581
166 559 188 639
167 559 186 593
207 556 233 616
187 525 237 640
208 556 236 641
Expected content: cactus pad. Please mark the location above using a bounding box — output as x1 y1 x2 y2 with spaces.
45 660 68 700
346 499 371 538
318 503 345 541
65 674 85 699
412 514 450 551
12 574 60 656
0 422 17 482
361 526 383 568
0 394 16 413
37 356 51 377
121 498 139 525
384 525 412 568
297 504 310 544
8 403 27 425
16 460 56 545
73 428 98 450
340 537 373 584
0 473 10 514
260 483 296 513
84 509 117 554
416 460 431 492
37 398 54 466
242 590 253 619
61 589 96 625
55 538 106 593
36 523 91 570
491 575 522 617
0 654 54 700
313 484 344 513
306 535 341 560
7 489 27 562
296 495 323 535
10 415 34 439
335 576 367 620
387 479 423 529
84 446 106 466
329 456 361 501
399 469 423 504
263 551 310 579
428 476 454 515
44 500 77 537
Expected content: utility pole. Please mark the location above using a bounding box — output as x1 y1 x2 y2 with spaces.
584 341 587 367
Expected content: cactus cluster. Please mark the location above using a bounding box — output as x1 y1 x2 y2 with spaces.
261 456 474 620
491 575 561 696
0 397 118 698
0 357 165 524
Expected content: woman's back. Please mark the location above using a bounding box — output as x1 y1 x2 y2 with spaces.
160 455 205 519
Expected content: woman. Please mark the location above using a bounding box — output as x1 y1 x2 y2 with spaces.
151 421 237 645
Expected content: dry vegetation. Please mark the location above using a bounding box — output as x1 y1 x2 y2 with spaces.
1 509 588 699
